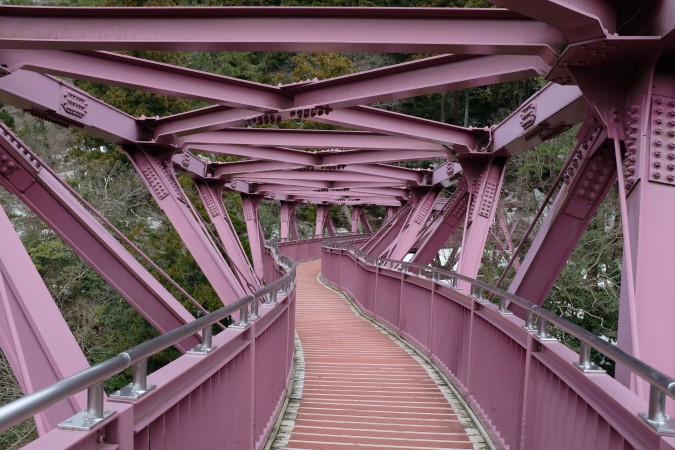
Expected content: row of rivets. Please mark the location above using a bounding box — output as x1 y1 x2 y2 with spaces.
649 96 675 185
623 105 641 191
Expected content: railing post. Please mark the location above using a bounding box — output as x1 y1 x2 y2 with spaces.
471 285 487 303
58 382 115 430
574 342 604 373
640 385 675 432
498 297 513 315
536 317 556 341
188 325 217 354
523 311 537 332
231 298 252 328
249 295 260 321
87 383 104 421
266 289 278 305
110 357 157 401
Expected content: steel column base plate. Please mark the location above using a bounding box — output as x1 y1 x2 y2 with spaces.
574 362 606 374
638 413 675 435
109 383 157 402
58 409 116 431
187 344 217 355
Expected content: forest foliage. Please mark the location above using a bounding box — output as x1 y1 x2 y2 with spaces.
0 1 622 448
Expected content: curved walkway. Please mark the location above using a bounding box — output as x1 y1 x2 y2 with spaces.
273 260 488 450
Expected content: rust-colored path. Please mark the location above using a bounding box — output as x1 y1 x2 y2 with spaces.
276 260 485 450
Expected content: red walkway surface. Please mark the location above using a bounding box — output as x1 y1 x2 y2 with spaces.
275 260 486 450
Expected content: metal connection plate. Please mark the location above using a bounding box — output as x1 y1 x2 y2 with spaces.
58 409 116 431
187 344 218 355
574 362 606 374
109 383 157 402
639 413 675 435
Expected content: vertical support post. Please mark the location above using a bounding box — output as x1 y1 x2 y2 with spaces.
605 55 675 404
315 204 330 236
86 383 104 421
280 201 299 240
359 208 373 234
351 206 364 233
241 194 265 280
326 210 337 236
456 157 507 281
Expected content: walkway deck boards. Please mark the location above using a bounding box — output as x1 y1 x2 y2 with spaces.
276 260 485 450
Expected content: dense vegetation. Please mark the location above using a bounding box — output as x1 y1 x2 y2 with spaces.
0 1 622 448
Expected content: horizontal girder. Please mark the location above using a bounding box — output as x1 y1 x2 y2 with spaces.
0 6 564 58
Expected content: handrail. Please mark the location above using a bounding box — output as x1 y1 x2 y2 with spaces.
274 231 372 245
0 240 296 433
323 236 675 430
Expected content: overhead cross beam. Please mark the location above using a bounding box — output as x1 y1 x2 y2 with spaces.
0 6 565 59
289 54 551 111
179 129 447 151
488 0 613 41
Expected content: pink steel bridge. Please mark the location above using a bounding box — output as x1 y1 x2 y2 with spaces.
0 2 674 449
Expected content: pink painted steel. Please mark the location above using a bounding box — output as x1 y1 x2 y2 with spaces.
604 55 675 403
205 145 319 166
22 243 296 450
0 207 88 435
360 204 412 256
0 123 198 351
125 146 248 302
359 209 373 233
315 204 331 237
384 187 442 261
180 138 445 167
195 180 260 291
0 6 564 56
293 54 551 112
179 129 447 151
507 124 615 313
411 176 470 265
321 245 675 450
313 105 479 149
157 102 478 148
456 158 507 280
491 83 585 156
350 206 367 234
0 70 148 143
279 201 299 240
241 194 266 280
488 0 613 40
154 107 257 139
0 49 288 112
322 148 446 165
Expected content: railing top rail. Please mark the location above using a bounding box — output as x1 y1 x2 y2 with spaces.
0 240 296 433
274 232 372 244
323 237 675 400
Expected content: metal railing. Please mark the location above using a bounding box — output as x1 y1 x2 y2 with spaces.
323 237 675 433
274 231 371 245
0 241 296 433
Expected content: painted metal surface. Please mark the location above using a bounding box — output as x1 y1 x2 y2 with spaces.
0 2 673 447
322 240 675 449
1 241 295 450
